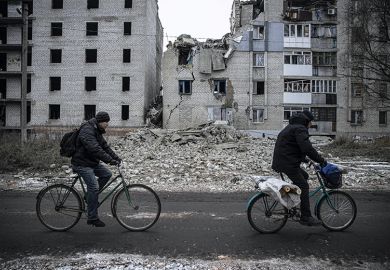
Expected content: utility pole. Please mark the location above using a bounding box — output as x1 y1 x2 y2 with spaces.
20 1 28 144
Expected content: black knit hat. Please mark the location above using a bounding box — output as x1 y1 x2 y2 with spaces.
95 111 110 123
301 110 314 121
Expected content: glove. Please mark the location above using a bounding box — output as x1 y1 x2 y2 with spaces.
109 159 120 166
320 160 328 168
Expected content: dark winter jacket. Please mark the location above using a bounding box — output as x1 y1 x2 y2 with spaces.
272 114 325 172
71 118 119 167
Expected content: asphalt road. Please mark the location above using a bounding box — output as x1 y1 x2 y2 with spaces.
0 190 389 263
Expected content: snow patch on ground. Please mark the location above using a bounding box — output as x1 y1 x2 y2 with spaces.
0 253 388 270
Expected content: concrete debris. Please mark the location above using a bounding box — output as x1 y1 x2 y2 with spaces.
146 96 163 127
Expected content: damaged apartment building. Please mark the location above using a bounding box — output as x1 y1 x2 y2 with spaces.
162 0 390 137
0 0 163 134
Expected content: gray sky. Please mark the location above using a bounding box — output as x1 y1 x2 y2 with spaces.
158 0 233 49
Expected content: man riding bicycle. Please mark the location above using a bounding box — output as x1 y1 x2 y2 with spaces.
72 111 122 227
272 110 327 226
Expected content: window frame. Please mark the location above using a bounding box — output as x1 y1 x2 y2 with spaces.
51 22 63 36
178 80 192 95
213 79 227 95
254 81 265 95
351 110 363 125
379 111 387 126
86 22 98 36
49 104 60 120
253 53 264 67
252 108 264 123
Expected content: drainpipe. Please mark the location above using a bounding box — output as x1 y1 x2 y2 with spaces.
249 30 253 128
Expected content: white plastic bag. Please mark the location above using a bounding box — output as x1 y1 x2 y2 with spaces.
256 177 301 209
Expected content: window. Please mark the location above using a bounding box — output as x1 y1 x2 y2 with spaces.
379 111 387 125
297 25 303 37
351 83 363 97
351 110 363 125
51 22 62 36
312 52 337 66
311 80 337 93
28 21 32 40
85 77 96 91
253 53 264 67
311 107 336 121
122 77 130 91
84 105 96 120
27 47 32 66
125 0 132 8
284 51 311 65
304 25 310 37
52 0 63 9
178 48 191 65
214 80 226 95
122 105 129 120
285 24 310 37
87 0 99 9
50 77 61 91
252 109 264 123
254 81 264 95
379 84 387 99
254 25 264 39
27 74 31 93
178 80 192 95
123 49 131 63
49 104 60 119
86 22 98 36
124 22 132 35
50 49 62 63
85 49 97 63
284 107 309 120
284 79 311 92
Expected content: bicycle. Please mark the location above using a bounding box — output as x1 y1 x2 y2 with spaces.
36 164 161 232
247 162 357 233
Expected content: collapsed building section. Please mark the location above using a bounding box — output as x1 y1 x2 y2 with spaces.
162 0 390 137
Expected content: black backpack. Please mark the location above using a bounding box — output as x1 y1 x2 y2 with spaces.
60 123 86 157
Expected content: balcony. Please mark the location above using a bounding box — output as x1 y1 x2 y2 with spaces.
283 92 312 104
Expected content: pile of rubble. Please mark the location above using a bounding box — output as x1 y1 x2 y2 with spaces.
1 123 389 192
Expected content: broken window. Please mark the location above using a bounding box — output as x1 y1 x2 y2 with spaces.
86 22 98 36
122 105 129 120
379 111 387 125
208 107 227 121
254 81 264 95
178 47 191 65
84 105 96 120
214 80 226 95
284 107 310 120
123 49 131 63
254 26 264 39
49 104 60 120
284 51 311 65
0 79 6 99
51 22 62 36
27 74 31 93
179 80 192 95
85 77 96 91
50 49 62 63
50 77 61 91
252 109 264 123
311 107 336 121
125 0 132 8
284 79 311 92
87 0 99 9
351 110 363 125
122 77 130 91
253 53 264 67
312 52 336 66
351 83 363 97
124 22 132 35
52 0 63 9
86 49 97 63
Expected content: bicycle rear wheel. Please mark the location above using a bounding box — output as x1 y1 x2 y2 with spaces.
247 193 288 233
36 184 83 231
112 184 161 231
317 190 357 231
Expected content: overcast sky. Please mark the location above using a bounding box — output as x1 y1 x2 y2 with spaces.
158 0 233 49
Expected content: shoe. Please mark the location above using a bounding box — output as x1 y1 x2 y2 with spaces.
87 219 106 227
299 216 322 226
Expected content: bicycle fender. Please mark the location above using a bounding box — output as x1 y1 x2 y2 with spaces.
247 192 263 209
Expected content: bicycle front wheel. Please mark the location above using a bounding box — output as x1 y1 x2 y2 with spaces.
247 193 288 233
317 190 357 231
36 184 83 231
112 184 161 231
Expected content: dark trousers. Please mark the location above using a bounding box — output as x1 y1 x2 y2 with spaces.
73 164 112 221
282 167 311 218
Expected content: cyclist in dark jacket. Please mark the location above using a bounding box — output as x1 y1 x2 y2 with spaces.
72 111 121 227
272 110 326 226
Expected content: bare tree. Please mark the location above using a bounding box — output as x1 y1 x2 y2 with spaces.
341 0 390 107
